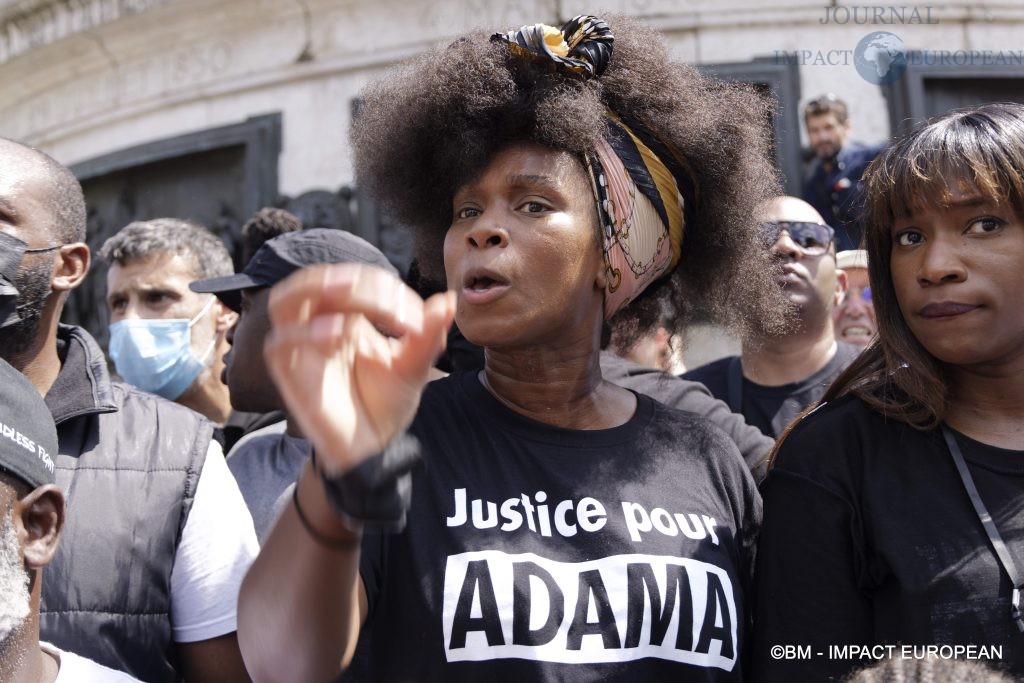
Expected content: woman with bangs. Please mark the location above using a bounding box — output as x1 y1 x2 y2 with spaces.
753 103 1024 681
237 14 784 683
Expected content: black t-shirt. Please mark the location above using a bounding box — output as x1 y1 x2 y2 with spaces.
753 395 1024 681
358 372 761 682
681 343 860 439
600 352 774 482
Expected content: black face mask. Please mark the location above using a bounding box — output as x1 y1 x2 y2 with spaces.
0 231 58 329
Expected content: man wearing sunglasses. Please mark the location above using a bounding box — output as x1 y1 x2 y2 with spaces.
684 196 859 440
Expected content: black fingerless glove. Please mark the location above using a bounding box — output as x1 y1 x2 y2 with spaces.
316 433 422 533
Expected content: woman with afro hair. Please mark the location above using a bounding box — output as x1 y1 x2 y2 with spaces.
239 14 784 683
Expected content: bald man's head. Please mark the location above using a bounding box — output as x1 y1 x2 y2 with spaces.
759 196 826 225
756 194 844 327
0 138 86 245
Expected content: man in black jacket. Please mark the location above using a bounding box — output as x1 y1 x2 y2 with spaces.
0 137 257 683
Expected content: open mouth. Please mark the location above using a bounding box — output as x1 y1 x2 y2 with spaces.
461 269 511 304
466 275 503 292
841 325 873 340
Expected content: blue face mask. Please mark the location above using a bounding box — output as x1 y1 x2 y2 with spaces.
108 297 217 400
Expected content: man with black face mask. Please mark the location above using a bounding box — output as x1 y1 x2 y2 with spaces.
0 234 57 359
0 137 257 683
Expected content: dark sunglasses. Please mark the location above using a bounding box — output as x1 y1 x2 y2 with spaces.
760 221 835 256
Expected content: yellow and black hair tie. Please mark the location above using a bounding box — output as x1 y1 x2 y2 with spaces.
490 15 614 79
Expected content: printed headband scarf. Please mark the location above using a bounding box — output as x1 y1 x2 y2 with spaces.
492 15 697 318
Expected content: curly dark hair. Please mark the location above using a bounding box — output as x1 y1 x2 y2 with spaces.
351 15 786 342
241 207 303 265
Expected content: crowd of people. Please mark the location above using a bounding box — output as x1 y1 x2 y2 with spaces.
0 11 1021 683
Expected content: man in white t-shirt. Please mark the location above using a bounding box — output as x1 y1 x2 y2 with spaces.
0 138 258 681
0 357 138 682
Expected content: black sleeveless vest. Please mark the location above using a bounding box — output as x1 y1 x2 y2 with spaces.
41 325 211 682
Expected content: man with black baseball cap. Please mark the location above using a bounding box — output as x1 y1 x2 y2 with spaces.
191 228 396 541
0 358 138 682
193 227 396 313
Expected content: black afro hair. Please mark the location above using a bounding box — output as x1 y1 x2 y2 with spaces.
351 15 787 343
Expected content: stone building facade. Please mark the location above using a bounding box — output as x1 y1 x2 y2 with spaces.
2 0 1021 352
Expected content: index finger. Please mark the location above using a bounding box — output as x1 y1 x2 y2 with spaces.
268 263 426 336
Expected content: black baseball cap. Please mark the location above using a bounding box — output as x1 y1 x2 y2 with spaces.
0 358 57 490
190 228 397 312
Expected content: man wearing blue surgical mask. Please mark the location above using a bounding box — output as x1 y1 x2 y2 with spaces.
101 219 237 426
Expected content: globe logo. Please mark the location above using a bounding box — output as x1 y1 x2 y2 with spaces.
854 31 908 85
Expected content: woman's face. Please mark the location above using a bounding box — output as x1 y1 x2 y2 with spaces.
443 142 606 350
890 182 1024 368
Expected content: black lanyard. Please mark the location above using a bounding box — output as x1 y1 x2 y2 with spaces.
941 424 1024 633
